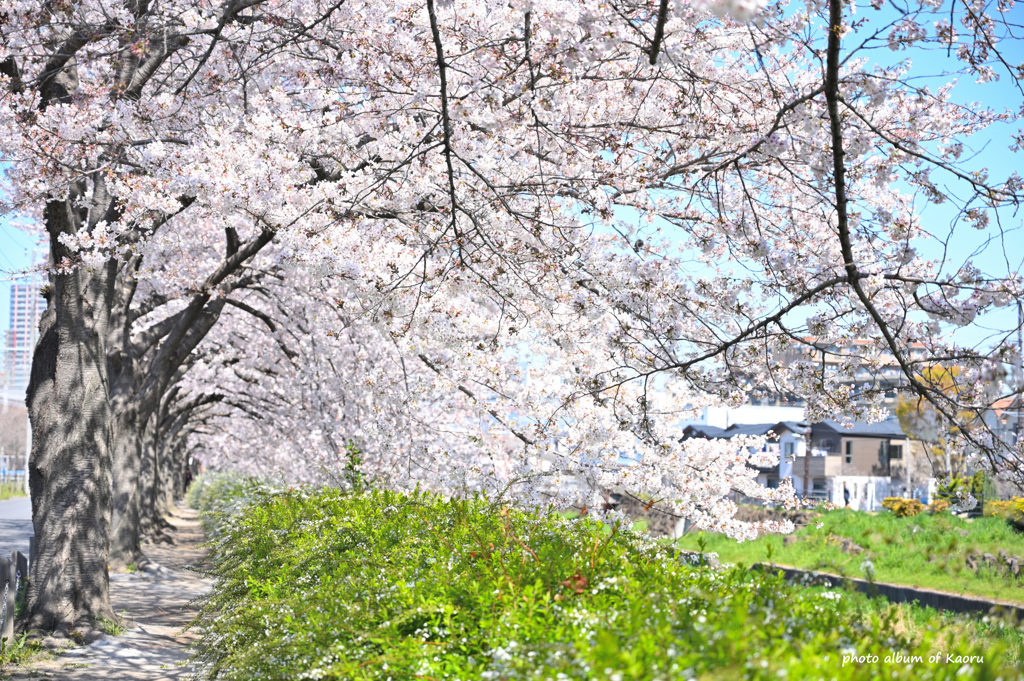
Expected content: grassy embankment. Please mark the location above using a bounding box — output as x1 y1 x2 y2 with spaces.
677 508 1024 605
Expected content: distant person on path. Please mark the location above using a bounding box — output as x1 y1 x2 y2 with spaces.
843 483 850 508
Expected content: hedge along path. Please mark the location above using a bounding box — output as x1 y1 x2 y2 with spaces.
10 507 212 681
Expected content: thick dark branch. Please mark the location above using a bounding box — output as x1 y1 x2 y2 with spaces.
225 227 240 257
823 0 1000 466
133 306 189 353
0 55 23 93
826 0 918 388
124 35 191 100
37 27 109 102
224 298 275 332
425 0 462 245
202 228 275 291
136 230 275 414
648 0 671 65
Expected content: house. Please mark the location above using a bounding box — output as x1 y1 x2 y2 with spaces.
681 418 929 510
988 394 1023 448
681 420 807 492
807 420 919 509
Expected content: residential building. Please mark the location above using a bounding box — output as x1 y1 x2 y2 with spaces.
681 417 931 511
806 419 922 508
681 421 807 490
988 395 1023 447
3 281 44 392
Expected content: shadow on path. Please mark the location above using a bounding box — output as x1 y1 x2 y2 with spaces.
6 506 212 681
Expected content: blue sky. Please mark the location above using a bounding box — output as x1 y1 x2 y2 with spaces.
860 4 1024 350
0 219 43 336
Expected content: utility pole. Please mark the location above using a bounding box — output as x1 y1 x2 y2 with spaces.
803 423 812 499
1016 300 1023 447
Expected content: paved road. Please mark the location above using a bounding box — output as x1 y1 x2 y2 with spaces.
0 496 33 560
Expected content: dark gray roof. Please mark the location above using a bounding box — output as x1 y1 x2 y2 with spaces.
724 423 780 438
815 419 907 438
682 421 808 441
681 425 729 439
683 419 906 441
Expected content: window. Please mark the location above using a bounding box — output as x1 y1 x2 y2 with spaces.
844 441 852 464
890 444 903 460
783 442 795 459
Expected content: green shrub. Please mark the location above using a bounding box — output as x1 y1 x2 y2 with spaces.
985 497 1024 532
186 471 274 536
191 488 1020 680
881 497 924 517
184 473 206 509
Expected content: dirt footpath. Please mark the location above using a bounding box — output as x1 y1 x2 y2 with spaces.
8 507 213 681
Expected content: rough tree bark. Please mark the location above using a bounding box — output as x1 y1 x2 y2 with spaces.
25 201 117 631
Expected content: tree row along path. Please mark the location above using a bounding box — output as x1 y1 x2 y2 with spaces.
9 507 212 681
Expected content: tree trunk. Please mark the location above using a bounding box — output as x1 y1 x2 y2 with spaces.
24 200 117 632
108 407 144 568
138 415 175 543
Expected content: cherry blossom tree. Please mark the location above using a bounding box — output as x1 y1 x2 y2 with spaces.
1 0 1022 634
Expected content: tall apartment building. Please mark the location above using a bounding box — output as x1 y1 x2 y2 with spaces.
3 281 44 391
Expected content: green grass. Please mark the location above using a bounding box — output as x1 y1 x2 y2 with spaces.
844 588 1024 664
98 612 129 636
677 508 1024 604
0 633 52 669
0 482 26 501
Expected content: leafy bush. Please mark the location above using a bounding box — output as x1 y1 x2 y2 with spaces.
882 497 924 517
186 471 273 536
985 500 1014 517
0 633 47 667
985 498 1024 532
184 473 207 509
936 472 996 507
927 499 950 514
191 488 1019 680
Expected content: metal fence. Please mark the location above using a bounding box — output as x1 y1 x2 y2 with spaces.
0 551 28 642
